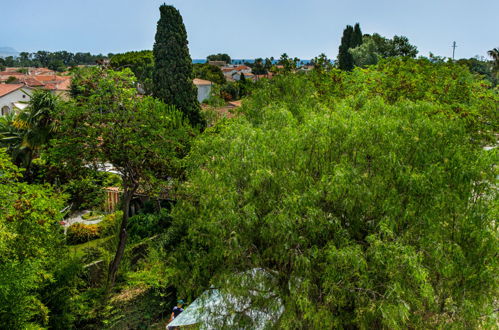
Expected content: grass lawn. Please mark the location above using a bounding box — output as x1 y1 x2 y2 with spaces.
68 236 114 260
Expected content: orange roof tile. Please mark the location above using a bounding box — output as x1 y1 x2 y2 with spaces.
34 75 70 82
0 84 24 97
19 76 44 87
193 78 213 85
235 65 251 71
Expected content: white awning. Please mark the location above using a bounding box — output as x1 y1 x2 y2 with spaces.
13 102 28 110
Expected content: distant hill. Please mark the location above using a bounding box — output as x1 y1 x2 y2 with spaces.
0 47 19 58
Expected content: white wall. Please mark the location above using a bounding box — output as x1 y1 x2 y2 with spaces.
196 84 212 103
0 87 32 116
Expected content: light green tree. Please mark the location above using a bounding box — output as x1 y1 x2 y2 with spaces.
166 59 498 328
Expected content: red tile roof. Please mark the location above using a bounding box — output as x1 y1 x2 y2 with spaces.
0 84 24 97
19 76 44 87
235 65 251 71
193 78 213 86
34 75 69 82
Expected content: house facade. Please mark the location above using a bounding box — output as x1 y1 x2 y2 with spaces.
193 78 213 103
0 84 31 116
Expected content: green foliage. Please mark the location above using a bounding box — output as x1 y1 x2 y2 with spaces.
168 59 498 328
350 33 418 67
48 59 66 72
67 223 102 245
110 50 154 94
128 208 172 243
52 66 192 287
251 58 267 75
2 50 106 68
206 53 231 63
277 53 300 73
153 4 204 127
337 24 356 71
5 75 18 83
0 89 59 176
99 211 123 237
457 56 498 86
193 63 226 85
0 148 79 328
62 176 106 210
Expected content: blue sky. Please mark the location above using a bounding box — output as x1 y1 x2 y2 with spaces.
1 0 497 59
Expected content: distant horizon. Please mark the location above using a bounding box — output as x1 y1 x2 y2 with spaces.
0 46 491 63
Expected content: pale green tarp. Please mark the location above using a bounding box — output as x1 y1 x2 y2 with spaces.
166 288 283 329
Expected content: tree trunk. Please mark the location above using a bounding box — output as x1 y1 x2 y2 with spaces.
106 184 137 291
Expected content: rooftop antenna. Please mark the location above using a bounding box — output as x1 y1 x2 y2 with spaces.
451 41 457 60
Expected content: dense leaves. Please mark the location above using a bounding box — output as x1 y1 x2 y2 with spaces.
52 67 192 288
350 33 418 67
153 5 204 127
0 149 80 329
167 59 498 328
110 50 155 94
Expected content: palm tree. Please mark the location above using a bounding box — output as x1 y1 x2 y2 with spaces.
0 89 58 174
487 48 499 75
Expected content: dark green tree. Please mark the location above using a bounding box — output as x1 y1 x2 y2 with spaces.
153 4 204 127
207 53 231 63
252 58 267 75
351 23 363 48
337 25 355 71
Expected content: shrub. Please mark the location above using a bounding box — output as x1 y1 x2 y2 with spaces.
67 223 101 245
63 177 105 210
98 211 122 237
128 209 171 243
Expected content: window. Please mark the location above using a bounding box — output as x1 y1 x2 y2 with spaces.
1 106 10 116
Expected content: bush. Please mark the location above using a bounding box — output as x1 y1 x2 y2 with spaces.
67 223 101 245
63 177 105 210
98 211 122 237
128 209 171 243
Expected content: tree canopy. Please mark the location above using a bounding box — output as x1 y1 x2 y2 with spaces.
206 53 231 63
165 58 498 328
110 50 155 94
350 33 418 67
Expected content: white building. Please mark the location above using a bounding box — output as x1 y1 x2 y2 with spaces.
193 78 213 103
0 84 31 116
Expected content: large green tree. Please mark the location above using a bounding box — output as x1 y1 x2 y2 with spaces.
166 59 498 328
350 33 418 67
337 24 359 71
52 68 192 289
153 4 204 127
206 53 231 63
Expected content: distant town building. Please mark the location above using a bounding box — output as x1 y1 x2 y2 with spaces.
0 68 72 112
208 60 226 67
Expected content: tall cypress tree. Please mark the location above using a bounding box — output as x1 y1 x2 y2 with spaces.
153 4 204 127
351 23 363 48
337 25 354 71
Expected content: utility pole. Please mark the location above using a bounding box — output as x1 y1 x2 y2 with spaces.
451 41 457 60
